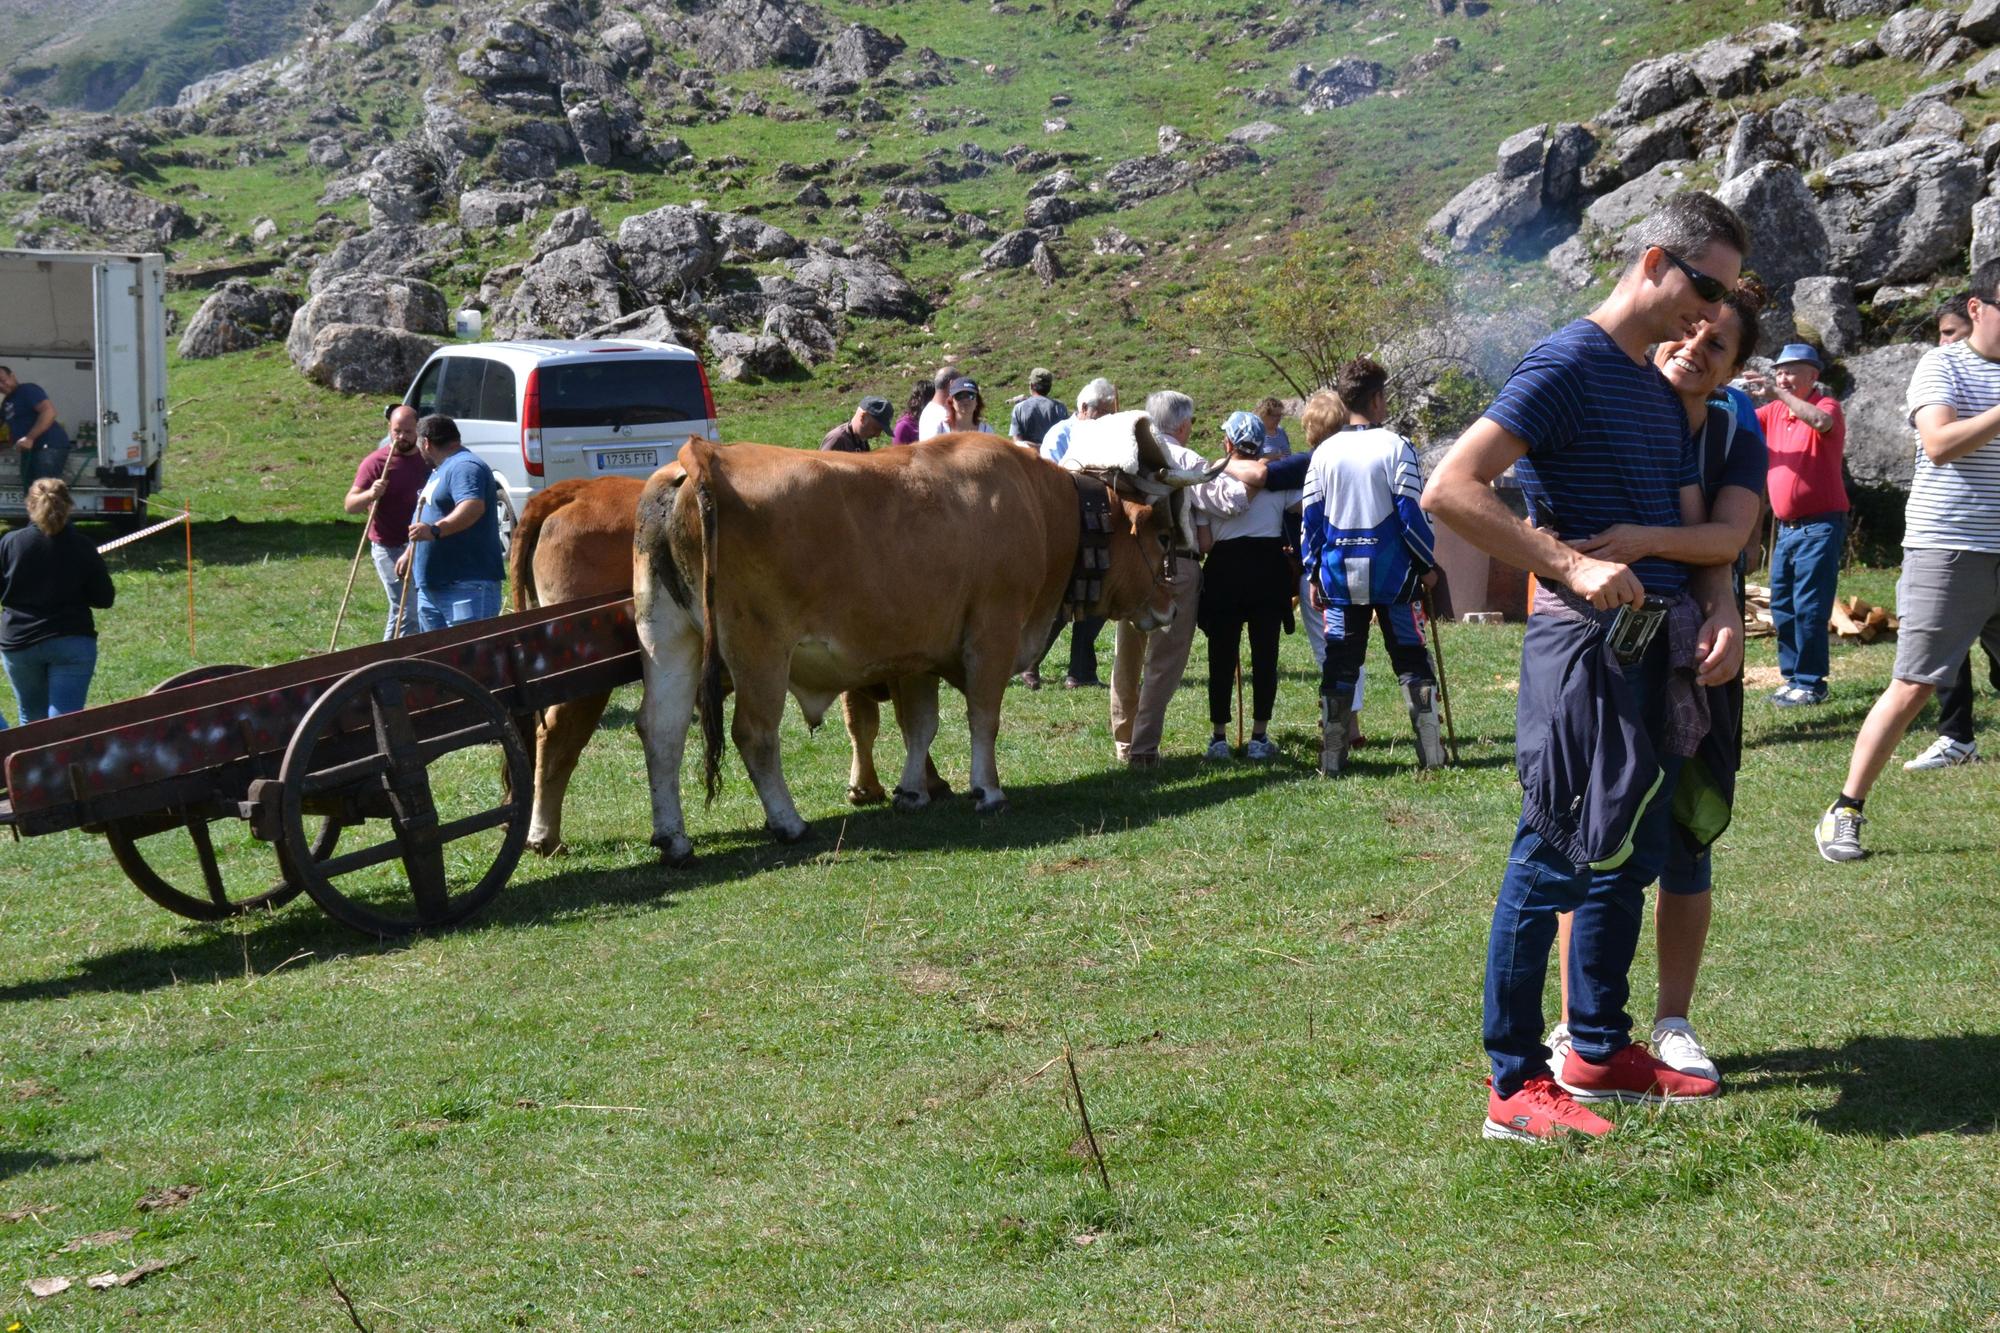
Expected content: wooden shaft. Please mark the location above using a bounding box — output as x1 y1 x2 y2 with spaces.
327 498 378 653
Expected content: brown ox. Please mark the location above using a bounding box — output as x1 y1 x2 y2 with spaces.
633 428 1203 864
508 473 946 854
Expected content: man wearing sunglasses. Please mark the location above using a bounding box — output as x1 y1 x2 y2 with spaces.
1424 191 1750 1142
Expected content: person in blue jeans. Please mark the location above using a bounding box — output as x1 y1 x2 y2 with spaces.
1751 344 1848 706
1423 191 1749 1142
1 479 114 723
396 414 504 633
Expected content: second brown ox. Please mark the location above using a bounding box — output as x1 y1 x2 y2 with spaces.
634 427 1207 864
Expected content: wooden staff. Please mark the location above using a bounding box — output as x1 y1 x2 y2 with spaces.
327 496 378 653
1421 587 1461 764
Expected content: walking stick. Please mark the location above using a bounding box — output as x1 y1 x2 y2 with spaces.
327 497 378 652
1420 587 1461 764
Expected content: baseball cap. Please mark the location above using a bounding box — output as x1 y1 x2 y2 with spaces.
951 377 979 398
1772 343 1823 369
1222 410 1266 450
1029 366 1054 392
859 395 892 430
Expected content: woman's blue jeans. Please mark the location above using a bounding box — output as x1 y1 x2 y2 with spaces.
3 634 98 722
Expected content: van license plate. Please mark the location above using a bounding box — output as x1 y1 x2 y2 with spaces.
597 448 659 470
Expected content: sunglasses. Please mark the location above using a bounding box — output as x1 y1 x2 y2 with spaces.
1659 249 1731 303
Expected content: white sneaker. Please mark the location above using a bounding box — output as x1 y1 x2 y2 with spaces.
1546 1021 1572 1072
1203 737 1233 761
1650 1017 1720 1084
1904 735 1976 771
1246 736 1279 761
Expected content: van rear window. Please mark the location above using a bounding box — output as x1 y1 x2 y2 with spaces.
540 360 708 427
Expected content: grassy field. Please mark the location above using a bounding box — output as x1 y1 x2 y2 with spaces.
2 524 1997 1327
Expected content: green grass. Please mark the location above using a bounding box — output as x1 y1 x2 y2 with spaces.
1 536 1996 1328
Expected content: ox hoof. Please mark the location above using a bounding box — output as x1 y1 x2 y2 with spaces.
891 786 930 812
766 819 810 845
651 833 696 869
846 782 888 807
925 777 954 800
527 836 568 858
970 788 1010 816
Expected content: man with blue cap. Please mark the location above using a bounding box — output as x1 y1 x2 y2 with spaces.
1752 342 1848 707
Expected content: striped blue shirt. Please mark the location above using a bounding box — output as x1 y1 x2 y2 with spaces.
1484 319 1699 595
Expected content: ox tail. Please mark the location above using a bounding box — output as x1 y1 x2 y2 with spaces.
695 472 727 806
508 482 572 613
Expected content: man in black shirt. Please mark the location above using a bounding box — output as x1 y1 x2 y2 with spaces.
820 397 893 453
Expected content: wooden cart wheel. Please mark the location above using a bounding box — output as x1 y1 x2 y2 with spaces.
274 658 531 938
103 665 341 921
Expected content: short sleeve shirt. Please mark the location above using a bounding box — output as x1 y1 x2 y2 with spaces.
1009 395 1069 445
1039 417 1076 463
413 450 504 588
1758 393 1847 521
917 400 950 439
820 422 869 453
1483 319 1698 595
3 383 71 453
1903 340 2000 552
1706 387 1769 502
352 445 428 544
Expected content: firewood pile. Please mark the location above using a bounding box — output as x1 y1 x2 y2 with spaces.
1742 585 1898 643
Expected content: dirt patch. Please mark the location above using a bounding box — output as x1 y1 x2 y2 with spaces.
1744 665 1784 689
898 964 967 997
1030 855 1102 876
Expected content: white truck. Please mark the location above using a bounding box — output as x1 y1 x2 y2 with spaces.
0 248 169 525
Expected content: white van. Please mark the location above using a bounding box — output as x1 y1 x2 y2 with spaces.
0 248 168 525
400 339 717 528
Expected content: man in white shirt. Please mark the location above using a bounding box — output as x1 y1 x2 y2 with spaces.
916 365 958 440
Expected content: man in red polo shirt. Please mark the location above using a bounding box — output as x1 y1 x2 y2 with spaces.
1754 343 1848 706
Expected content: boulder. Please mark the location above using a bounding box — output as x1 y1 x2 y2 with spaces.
1496 124 1547 180
1094 227 1146 256
790 249 924 320
298 323 440 395
1603 53 1700 126
177 280 299 359
583 304 701 347
490 238 629 339
1825 0 1913 15
693 0 819 73
1767 98 1834 169
1299 57 1385 113
361 142 442 227
1541 123 1597 207
1584 160 1697 236
1028 168 1082 197
1594 101 1705 190
458 189 541 230
286 272 448 370
601 20 652 71
1860 91 1968 149
1025 194 1079 228
1688 40 1763 97
1924 35 1978 74
308 224 461 293
1721 112 1784 181
1030 241 1063 286
616 204 722 301
1227 121 1283 144
307 135 350 169
1158 124 1189 153
1962 0 2000 45
981 229 1042 269
1788 276 1863 357
24 175 193 248
1105 153 1192 203
1972 197 2000 272
1715 161 1831 300
1815 136 1980 289
531 206 600 258
762 302 839 365
567 100 613 166
1545 232 1596 289
706 328 799 380
712 212 802 260
1840 343 1931 488
491 124 570 182
1425 171 1544 255
1876 7 1951 62
882 187 949 222
803 24 905 93
1823 94 1884 142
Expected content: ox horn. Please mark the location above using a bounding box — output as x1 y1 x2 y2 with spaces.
1155 458 1229 489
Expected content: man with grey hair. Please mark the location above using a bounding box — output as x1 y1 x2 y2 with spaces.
1010 367 1070 448
918 365 959 440
1108 389 1213 764
1039 377 1116 466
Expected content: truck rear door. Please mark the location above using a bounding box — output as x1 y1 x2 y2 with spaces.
92 257 149 472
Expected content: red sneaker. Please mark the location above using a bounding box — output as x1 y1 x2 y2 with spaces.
1557 1041 1720 1104
1483 1073 1614 1143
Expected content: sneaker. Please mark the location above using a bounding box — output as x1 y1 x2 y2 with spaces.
1246 736 1279 761
1815 802 1866 862
1771 684 1822 708
1904 735 1977 771
1650 1017 1721 1084
1546 1021 1573 1072
1482 1073 1613 1143
1203 737 1233 761
1557 1042 1720 1104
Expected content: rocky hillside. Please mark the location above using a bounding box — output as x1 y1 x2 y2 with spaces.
0 0 1981 528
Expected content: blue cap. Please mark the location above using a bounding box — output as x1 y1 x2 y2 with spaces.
1222 410 1266 449
1773 343 1823 369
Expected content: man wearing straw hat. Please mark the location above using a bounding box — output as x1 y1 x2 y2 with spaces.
343 404 427 638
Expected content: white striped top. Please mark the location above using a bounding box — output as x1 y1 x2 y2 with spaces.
1904 341 2000 553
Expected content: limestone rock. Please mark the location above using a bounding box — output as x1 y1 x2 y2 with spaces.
790 249 924 320
1105 153 1192 203
458 189 543 230
1876 7 1952 63
1971 197 2000 273
287 275 448 376
1815 136 1980 289
531 206 601 258
1788 276 1863 357
1025 194 1079 228
1840 343 1931 488
707 328 799 380
1584 161 1697 236
1226 121 1283 145
882 187 949 222
583 304 701 347
693 0 819 74
1425 171 1543 255
178 280 299 359
297 324 439 396
1496 124 1547 180
802 23 903 93
981 230 1042 269
1093 227 1146 256
308 224 461 293
1687 40 1763 98
616 204 722 301
762 302 839 365
1030 241 1063 286
1602 53 1700 127
1028 168 1082 198
1716 161 1831 300
1298 57 1385 113
23 175 194 248
1961 0 2000 45
490 238 629 339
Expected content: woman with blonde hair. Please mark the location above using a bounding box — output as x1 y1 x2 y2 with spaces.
0 479 114 722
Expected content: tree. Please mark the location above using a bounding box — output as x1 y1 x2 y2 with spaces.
1163 219 1454 400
